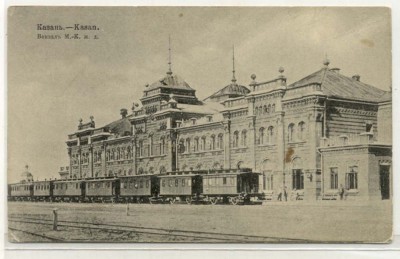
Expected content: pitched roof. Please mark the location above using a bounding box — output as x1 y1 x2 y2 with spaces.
146 74 194 92
205 82 250 101
289 68 389 102
104 116 132 136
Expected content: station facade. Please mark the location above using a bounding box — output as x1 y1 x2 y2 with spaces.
60 58 392 201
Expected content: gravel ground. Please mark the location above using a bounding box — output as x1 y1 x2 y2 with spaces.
7 200 392 243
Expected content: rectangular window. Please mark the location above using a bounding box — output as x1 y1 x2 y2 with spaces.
175 179 179 187
346 166 358 189
330 167 338 189
223 177 227 185
292 169 304 190
146 180 149 188
209 178 213 186
169 179 172 187
188 179 191 187
139 180 143 188
162 179 165 187
182 179 185 187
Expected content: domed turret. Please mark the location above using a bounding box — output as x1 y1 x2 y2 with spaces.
20 164 33 183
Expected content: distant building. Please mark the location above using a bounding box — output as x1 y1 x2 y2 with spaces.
20 165 33 183
62 54 392 201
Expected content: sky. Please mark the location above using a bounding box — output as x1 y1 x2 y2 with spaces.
7 7 391 183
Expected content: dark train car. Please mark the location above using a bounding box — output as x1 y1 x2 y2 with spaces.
9 182 34 201
53 179 86 202
119 175 159 203
202 170 263 205
85 177 120 202
158 173 202 204
32 180 53 201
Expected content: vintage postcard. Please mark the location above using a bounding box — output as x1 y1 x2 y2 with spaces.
7 6 392 243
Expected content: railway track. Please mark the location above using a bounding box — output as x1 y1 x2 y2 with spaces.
8 215 306 243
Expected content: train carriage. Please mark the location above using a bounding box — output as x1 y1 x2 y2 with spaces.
53 179 86 202
158 173 202 204
32 180 53 202
9 182 34 201
119 175 159 203
85 178 120 203
202 169 264 205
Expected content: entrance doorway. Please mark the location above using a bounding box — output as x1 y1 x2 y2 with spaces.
379 165 390 200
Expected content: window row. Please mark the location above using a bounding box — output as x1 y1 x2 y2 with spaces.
233 130 247 148
121 180 150 189
87 182 112 189
179 134 224 153
11 186 30 191
203 177 235 186
35 185 50 190
330 166 358 190
137 136 166 157
255 103 276 115
106 147 133 161
161 178 192 187
288 121 307 142
258 126 275 145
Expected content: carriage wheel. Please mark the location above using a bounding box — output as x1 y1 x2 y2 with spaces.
230 197 239 205
185 197 192 205
210 197 217 205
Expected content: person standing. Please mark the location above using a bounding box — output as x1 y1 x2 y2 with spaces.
283 186 288 201
339 184 345 200
277 186 283 201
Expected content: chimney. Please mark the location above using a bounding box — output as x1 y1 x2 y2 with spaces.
120 108 128 118
206 115 213 122
352 75 360 81
191 118 197 125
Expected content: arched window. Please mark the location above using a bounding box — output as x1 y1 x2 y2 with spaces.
271 104 275 113
106 151 110 162
255 107 259 115
149 135 153 156
217 133 224 149
259 127 265 145
241 130 247 146
127 146 131 159
346 166 358 190
160 136 165 155
233 131 239 148
201 136 206 151
93 151 97 163
210 135 216 150
263 105 268 114
288 123 295 142
138 140 143 157
194 137 199 152
121 148 126 160
117 148 120 160
268 104 272 114
185 138 191 153
298 121 306 141
267 126 274 144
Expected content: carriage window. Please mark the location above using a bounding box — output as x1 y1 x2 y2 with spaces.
175 179 179 187
182 179 185 187
223 177 227 185
162 179 165 187
146 180 149 188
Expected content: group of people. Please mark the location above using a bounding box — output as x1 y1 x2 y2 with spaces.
276 184 346 201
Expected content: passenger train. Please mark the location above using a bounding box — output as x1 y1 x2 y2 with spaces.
8 169 265 205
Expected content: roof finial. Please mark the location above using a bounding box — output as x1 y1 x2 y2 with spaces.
231 45 237 83
167 35 173 75
323 53 330 67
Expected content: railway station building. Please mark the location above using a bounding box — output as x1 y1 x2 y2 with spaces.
62 57 392 202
